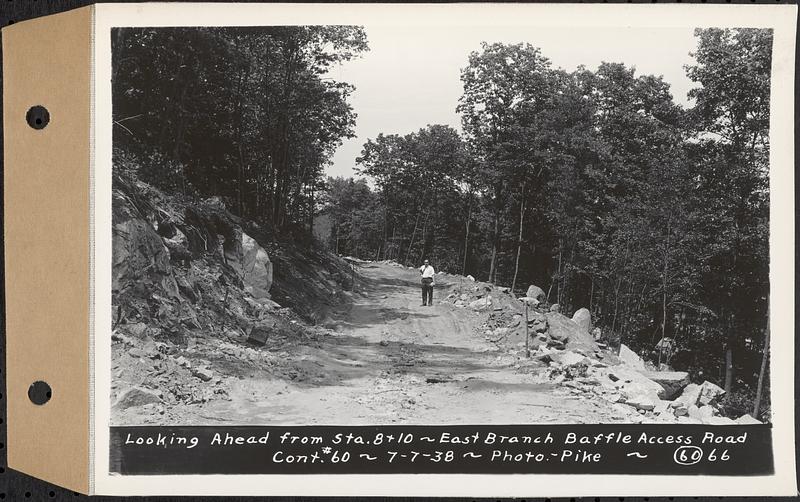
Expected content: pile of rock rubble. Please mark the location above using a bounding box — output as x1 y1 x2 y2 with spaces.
445 281 762 425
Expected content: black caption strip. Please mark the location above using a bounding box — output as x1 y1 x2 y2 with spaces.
110 424 773 476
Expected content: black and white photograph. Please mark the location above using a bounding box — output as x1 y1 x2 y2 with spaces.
109 20 776 429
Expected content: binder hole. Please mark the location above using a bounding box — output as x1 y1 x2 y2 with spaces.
26 106 50 130
28 381 52 405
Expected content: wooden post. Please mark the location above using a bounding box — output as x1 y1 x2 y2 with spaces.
525 301 530 358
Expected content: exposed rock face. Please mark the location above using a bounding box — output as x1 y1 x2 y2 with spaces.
642 371 690 400
113 387 162 409
112 191 179 298
698 380 725 405
571 308 592 332
241 232 273 299
183 199 243 261
526 285 546 303
618 344 646 371
545 312 598 351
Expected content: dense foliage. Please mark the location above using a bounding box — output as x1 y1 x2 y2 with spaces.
113 26 368 234
322 30 772 418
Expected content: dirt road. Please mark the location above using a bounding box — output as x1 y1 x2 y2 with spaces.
143 261 630 426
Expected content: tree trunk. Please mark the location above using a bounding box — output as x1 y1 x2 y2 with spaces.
417 209 431 263
307 183 315 238
234 67 248 216
488 213 499 284
753 303 770 418
487 182 502 284
611 274 623 335
659 215 672 343
461 190 473 276
511 181 526 294
555 241 563 304
724 313 735 394
724 345 734 394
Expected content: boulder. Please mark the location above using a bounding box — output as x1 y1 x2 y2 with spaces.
241 232 273 299
653 400 670 416
673 405 689 417
698 381 725 405
642 371 690 400
571 308 592 332
113 387 162 409
466 275 475 281
549 304 560 313
688 404 715 422
545 312 598 350
672 383 702 408
618 344 646 371
469 297 492 311
735 414 763 425
606 366 664 403
174 356 191 369
550 350 588 367
708 416 736 425
128 348 148 358
634 397 656 411
531 317 548 334
526 285 546 303
248 321 274 346
193 367 214 382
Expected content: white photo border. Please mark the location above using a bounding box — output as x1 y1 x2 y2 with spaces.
91 2 797 496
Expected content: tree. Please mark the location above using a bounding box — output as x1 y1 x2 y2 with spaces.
355 125 470 268
457 43 555 283
112 26 368 233
685 28 772 393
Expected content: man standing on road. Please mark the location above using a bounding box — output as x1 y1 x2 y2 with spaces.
419 259 435 306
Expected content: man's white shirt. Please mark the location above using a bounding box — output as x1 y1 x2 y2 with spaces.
420 265 435 278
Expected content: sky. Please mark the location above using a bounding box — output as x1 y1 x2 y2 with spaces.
326 25 700 179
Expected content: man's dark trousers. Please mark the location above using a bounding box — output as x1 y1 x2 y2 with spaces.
421 278 433 305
